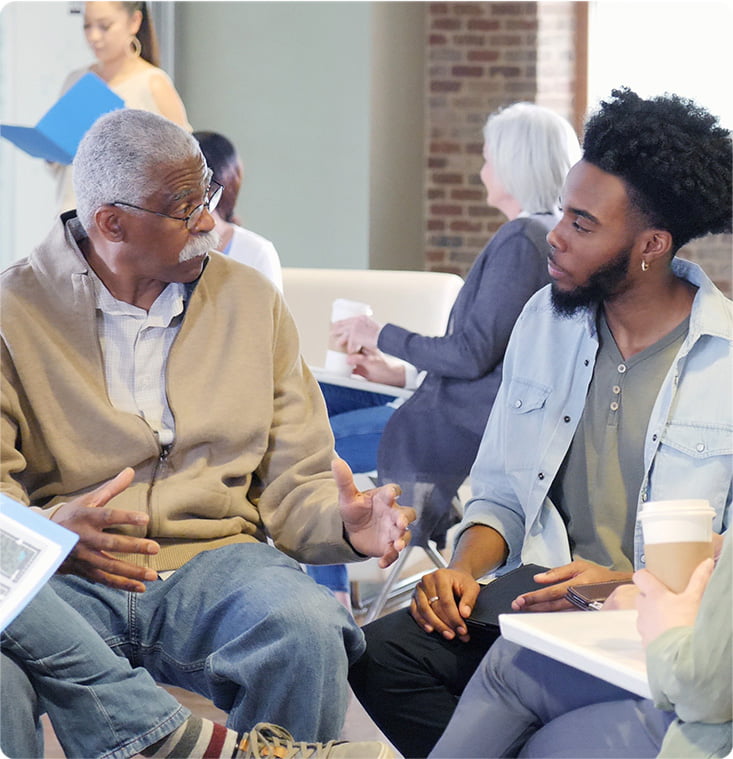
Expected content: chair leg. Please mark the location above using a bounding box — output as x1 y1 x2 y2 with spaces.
360 540 449 624
363 545 415 624
423 541 449 569
353 482 464 623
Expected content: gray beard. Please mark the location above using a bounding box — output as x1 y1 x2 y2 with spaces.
178 230 220 262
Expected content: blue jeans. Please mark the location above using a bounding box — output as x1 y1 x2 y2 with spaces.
319 381 397 474
430 637 675 758
305 563 350 594
0 652 43 758
1 583 187 759
49 542 365 742
309 383 397 595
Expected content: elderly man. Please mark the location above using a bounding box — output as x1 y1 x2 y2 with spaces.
349 88 732 758
0 109 413 755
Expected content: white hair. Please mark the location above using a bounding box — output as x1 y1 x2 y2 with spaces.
483 102 581 214
73 109 203 231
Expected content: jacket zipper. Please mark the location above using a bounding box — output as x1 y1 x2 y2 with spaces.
147 443 172 521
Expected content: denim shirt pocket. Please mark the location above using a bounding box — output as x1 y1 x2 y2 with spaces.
650 421 733 529
504 378 552 473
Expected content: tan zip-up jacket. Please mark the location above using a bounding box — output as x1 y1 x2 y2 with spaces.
1 214 362 571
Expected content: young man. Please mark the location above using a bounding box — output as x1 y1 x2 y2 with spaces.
0 108 414 756
349 88 732 758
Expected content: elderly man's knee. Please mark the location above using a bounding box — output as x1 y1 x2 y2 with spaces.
274 581 353 631
263 580 363 664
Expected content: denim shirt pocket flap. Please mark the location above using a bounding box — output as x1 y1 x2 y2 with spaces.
506 378 552 415
661 422 733 459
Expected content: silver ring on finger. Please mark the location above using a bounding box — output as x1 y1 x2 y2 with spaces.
428 595 440 605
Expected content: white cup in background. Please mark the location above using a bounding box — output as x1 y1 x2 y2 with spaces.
638 499 715 592
324 298 373 376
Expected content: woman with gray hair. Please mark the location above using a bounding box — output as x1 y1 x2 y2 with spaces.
318 103 580 611
340 103 580 757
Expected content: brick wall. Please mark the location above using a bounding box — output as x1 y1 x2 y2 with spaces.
423 2 732 296
424 2 577 276
681 234 733 296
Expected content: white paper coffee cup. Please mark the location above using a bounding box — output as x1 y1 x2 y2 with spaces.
324 299 373 376
639 499 714 592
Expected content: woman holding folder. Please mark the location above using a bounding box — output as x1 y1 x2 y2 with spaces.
52 1 191 213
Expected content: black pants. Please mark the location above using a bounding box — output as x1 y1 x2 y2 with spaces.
348 608 500 758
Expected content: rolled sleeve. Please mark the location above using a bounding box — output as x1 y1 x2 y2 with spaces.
455 496 526 575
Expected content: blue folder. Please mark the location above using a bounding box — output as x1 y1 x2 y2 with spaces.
0 72 124 165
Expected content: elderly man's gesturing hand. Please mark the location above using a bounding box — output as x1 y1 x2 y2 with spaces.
333 458 415 568
52 468 160 593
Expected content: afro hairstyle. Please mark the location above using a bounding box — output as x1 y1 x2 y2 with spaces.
582 88 732 252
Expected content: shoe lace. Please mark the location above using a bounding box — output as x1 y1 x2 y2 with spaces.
237 723 339 758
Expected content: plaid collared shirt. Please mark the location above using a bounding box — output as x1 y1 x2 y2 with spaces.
90 269 186 447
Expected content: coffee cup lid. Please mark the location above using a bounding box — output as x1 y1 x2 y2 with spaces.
639 499 713 517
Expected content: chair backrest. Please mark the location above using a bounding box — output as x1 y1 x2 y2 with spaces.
282 267 464 366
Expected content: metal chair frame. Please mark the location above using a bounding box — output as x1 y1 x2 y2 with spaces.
352 541 449 623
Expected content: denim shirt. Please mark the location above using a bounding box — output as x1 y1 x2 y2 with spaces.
461 259 733 575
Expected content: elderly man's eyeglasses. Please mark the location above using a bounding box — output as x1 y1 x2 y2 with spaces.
110 180 224 232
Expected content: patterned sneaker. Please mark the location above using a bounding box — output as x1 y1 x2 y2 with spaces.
235 723 395 758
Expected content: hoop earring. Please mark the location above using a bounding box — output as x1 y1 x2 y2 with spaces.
130 36 142 58
641 259 649 272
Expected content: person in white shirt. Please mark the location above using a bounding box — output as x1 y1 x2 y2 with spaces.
193 131 283 291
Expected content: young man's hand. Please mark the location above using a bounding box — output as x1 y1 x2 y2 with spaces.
410 567 482 642
511 560 632 612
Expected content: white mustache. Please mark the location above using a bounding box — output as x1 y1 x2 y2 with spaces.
178 230 220 262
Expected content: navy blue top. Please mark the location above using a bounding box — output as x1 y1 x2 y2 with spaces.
376 214 556 498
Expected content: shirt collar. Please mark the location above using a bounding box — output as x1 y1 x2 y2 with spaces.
671 257 732 343
88 263 186 325
578 258 731 343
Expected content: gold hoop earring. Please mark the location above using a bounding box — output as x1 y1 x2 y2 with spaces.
130 36 142 58
641 260 650 272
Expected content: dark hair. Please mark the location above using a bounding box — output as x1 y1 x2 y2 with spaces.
193 131 241 223
122 2 160 67
582 87 732 252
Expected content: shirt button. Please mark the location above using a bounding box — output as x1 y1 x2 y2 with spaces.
617 364 627 373
610 401 619 411
563 415 571 423
538 472 545 480
584 359 589 366
612 385 621 394
514 400 522 408
696 443 705 452
652 434 658 442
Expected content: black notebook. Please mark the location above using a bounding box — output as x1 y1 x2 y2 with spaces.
466 563 549 630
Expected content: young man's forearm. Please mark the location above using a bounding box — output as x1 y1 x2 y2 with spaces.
449 524 509 579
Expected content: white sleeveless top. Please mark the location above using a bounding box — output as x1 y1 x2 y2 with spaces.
53 65 191 214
